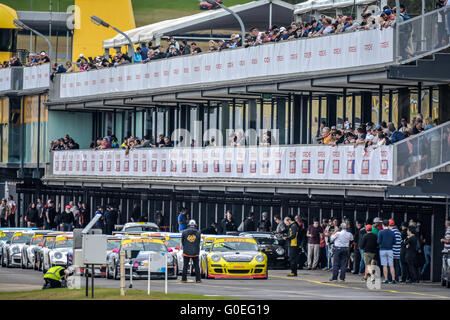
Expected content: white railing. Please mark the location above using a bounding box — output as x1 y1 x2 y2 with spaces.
51 144 393 184
59 28 394 99
0 68 12 92
23 64 50 90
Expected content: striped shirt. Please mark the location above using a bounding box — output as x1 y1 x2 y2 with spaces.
391 228 402 259
445 227 450 251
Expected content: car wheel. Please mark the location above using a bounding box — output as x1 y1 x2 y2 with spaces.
205 263 212 279
106 266 112 279
447 279 450 289
0 254 4 267
5 254 10 268
442 276 446 287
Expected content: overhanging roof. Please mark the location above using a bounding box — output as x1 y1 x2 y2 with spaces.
103 0 295 49
17 11 72 34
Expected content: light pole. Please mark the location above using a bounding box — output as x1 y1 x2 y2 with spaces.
206 0 245 46
90 15 135 63
13 19 53 62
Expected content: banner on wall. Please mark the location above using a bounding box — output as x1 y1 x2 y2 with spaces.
52 145 393 182
0 68 12 92
59 29 394 99
23 64 50 90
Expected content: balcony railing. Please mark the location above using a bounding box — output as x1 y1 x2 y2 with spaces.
50 144 394 184
393 121 450 184
58 28 394 100
396 6 450 63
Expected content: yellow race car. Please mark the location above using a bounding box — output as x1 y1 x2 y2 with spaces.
201 237 268 279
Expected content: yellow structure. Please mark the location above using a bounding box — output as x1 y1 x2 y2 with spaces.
72 0 136 60
0 3 18 63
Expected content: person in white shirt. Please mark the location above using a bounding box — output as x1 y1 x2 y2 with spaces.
330 223 354 281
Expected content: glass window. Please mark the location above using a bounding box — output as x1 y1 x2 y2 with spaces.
345 95 353 124
311 98 319 142
382 93 390 123
272 99 277 130
354 95 361 128
0 98 9 163
145 109 153 138
320 97 327 124
409 90 418 121
421 89 430 120
391 92 399 126
432 89 439 120
235 103 244 131
337 96 343 126
262 100 271 130
372 94 380 124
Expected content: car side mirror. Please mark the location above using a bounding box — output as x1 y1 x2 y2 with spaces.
112 248 119 253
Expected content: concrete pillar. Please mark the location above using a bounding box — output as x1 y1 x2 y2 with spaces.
326 95 337 128
361 92 372 126
438 85 450 123
292 95 302 144
398 88 410 128
221 102 230 146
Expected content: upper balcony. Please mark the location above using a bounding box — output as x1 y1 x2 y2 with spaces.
0 64 50 95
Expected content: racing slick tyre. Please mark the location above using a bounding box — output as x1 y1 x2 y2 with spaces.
5 255 11 268
21 257 26 269
0 255 4 267
106 266 112 279
447 279 450 289
442 276 446 287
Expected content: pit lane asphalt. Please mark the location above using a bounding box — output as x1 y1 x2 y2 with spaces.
1 266 449 300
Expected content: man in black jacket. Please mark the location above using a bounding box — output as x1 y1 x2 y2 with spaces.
105 205 118 235
360 224 378 281
218 210 237 234
243 213 256 232
284 216 299 277
405 227 420 283
181 220 201 283
257 212 271 232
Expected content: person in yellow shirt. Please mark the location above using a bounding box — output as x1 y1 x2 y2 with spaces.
322 127 332 144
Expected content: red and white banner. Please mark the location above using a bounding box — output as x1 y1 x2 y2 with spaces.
0 68 11 92
23 64 50 90
60 29 393 98
53 145 393 182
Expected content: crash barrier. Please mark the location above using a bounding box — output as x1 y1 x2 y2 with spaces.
59 28 393 99
393 120 450 184
52 144 394 183
396 6 450 63
23 64 50 90
0 68 12 92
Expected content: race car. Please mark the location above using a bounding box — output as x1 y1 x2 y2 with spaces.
43 234 73 272
1 231 34 268
114 222 160 234
106 237 177 280
199 0 222 10
201 237 268 279
239 232 288 268
21 231 51 269
35 232 68 271
96 236 123 277
0 228 35 266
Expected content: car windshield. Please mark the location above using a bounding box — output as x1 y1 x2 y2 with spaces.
0 231 15 242
165 238 181 248
122 241 166 252
212 241 258 252
125 226 159 232
107 240 121 250
11 234 33 244
31 235 44 245
44 237 55 247
54 239 73 248
254 236 278 245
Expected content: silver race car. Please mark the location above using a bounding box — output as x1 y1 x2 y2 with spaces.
21 231 51 269
1 231 34 268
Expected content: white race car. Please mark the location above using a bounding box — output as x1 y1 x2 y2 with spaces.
43 234 73 272
2 231 34 268
21 231 51 269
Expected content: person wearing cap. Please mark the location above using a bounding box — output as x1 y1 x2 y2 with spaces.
389 220 402 282
43 266 74 289
257 212 271 232
61 205 75 231
377 220 396 284
181 220 201 283
360 224 378 281
329 223 353 281
371 217 382 236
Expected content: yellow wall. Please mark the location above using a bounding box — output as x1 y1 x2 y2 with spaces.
72 0 135 60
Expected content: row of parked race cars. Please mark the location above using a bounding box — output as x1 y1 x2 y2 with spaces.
0 222 290 280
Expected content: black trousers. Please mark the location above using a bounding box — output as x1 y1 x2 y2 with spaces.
182 256 200 282
332 247 349 280
8 214 15 227
353 248 361 273
0 218 7 227
288 247 299 275
406 256 419 282
42 278 62 289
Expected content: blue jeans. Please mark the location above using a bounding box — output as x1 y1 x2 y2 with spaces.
421 245 431 275
63 223 73 231
332 247 349 280
325 245 329 268
358 249 365 274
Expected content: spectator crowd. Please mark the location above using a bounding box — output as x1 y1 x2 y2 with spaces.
49 134 79 151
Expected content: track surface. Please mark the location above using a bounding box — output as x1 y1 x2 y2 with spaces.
1 266 450 300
